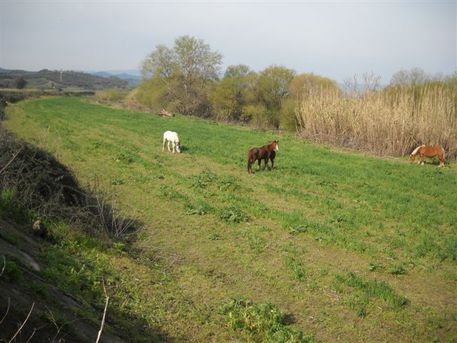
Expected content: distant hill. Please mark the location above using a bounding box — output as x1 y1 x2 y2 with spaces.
89 69 141 87
0 68 129 90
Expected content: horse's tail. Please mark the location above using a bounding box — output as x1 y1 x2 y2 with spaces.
411 144 425 156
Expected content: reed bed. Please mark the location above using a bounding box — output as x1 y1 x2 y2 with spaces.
296 84 457 159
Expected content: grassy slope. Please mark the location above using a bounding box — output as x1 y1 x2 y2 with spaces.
5 97 457 342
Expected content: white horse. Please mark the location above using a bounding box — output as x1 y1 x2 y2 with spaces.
162 131 181 153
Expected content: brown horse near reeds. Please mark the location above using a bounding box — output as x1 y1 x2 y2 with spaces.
247 140 279 174
410 144 445 167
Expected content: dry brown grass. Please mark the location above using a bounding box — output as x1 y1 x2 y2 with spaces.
296 84 457 159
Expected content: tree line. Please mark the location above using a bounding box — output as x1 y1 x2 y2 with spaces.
135 35 338 130
134 35 456 136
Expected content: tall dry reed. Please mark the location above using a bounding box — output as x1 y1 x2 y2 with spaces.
296 84 457 159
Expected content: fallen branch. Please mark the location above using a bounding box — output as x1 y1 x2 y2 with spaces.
95 280 109 343
8 302 35 343
0 147 23 175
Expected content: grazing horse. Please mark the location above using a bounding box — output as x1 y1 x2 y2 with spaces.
162 131 181 153
410 144 445 167
247 140 279 174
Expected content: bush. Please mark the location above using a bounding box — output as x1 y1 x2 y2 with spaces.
280 98 298 131
14 77 27 89
95 89 127 103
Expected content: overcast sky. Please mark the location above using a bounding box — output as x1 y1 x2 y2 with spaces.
1 0 455 83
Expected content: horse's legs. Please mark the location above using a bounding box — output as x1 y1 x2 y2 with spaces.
270 157 274 170
439 153 445 167
257 158 262 170
262 153 269 170
248 156 256 174
262 158 268 170
168 141 172 152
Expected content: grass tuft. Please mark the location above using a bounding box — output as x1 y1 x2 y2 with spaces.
219 206 249 223
220 297 317 343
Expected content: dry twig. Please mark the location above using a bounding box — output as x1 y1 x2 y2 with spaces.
0 147 23 175
95 280 110 343
8 302 35 343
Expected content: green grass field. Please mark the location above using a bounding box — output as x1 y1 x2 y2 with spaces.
5 97 457 342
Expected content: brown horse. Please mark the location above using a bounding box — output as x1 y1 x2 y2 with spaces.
410 144 445 167
247 140 279 174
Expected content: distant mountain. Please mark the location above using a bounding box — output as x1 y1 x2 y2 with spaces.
0 68 129 90
91 71 112 78
88 70 141 87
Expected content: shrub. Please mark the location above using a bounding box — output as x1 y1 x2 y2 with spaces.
95 89 127 103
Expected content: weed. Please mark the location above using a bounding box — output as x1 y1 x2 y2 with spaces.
368 262 384 272
344 293 369 318
3 259 23 282
159 184 188 202
185 203 211 215
220 297 316 343
208 232 222 241
191 171 217 189
285 256 307 281
438 237 457 262
112 241 127 253
389 263 408 275
217 176 240 192
246 233 267 253
288 225 308 235
335 272 408 311
115 150 137 164
111 177 125 185
219 206 249 223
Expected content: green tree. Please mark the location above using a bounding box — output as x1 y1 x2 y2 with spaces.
289 73 339 100
224 64 251 79
141 36 222 116
254 66 295 128
210 64 256 121
279 73 339 131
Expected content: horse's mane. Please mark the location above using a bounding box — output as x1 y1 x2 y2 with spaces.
411 144 425 156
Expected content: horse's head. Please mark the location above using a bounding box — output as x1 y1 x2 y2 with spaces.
409 144 424 162
176 142 181 153
273 140 279 152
